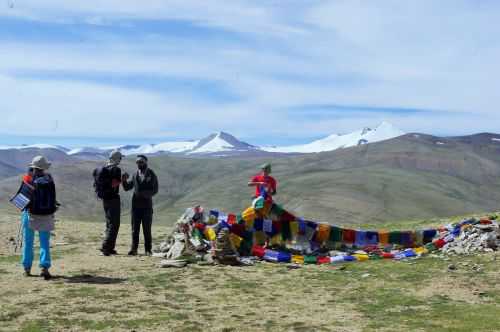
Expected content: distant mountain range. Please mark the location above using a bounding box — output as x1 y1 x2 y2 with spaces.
2 131 500 224
0 122 405 158
262 121 405 153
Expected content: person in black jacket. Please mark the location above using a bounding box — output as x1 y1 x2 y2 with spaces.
122 155 159 256
98 150 123 256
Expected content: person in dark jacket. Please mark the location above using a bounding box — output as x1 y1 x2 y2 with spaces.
21 156 58 280
99 150 123 256
122 155 159 256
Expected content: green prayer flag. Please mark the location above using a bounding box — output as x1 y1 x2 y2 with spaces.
388 231 401 245
253 197 265 210
329 226 343 242
192 228 203 240
304 255 317 264
239 235 253 256
424 242 437 252
270 203 285 217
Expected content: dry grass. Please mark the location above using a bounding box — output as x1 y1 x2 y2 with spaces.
1 214 499 332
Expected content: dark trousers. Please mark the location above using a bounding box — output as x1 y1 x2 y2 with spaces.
131 208 153 252
101 198 121 252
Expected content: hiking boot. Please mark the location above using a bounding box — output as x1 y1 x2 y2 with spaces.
99 249 111 256
110 249 118 255
23 268 31 277
128 250 137 256
40 268 52 280
145 251 152 256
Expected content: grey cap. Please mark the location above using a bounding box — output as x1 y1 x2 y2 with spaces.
29 155 51 170
109 150 123 165
260 163 272 173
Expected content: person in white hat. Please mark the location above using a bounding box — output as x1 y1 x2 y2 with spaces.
93 150 124 256
22 155 58 280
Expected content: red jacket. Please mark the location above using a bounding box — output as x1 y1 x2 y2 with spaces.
250 173 277 197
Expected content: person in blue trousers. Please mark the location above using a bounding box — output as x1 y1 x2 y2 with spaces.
21 210 51 278
21 156 58 280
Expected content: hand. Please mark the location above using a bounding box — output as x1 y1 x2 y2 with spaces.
122 173 129 181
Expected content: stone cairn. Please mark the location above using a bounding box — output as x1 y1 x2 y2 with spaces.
213 228 240 265
441 219 499 255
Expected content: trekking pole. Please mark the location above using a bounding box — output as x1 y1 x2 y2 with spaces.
18 221 24 252
14 219 23 253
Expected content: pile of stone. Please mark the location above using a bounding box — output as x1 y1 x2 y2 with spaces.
213 228 240 265
441 220 499 255
154 206 212 267
154 206 257 267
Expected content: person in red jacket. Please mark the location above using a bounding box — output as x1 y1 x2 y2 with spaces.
248 163 277 199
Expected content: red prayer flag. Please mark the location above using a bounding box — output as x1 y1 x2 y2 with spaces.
252 245 266 258
228 214 237 225
317 256 330 265
342 229 356 243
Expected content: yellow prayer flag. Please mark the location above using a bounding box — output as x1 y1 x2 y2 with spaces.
204 227 216 241
229 233 243 248
353 254 369 262
242 207 256 223
292 255 304 264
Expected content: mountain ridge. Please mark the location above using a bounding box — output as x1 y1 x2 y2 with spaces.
0 122 405 158
262 121 405 153
1 132 500 224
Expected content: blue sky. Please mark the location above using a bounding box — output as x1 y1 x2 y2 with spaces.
0 0 499 146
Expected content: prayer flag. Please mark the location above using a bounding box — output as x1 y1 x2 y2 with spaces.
343 229 356 243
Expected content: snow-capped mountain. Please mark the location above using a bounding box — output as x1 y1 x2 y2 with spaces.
65 132 256 157
67 147 108 155
0 144 68 152
118 141 199 155
188 132 258 155
0 122 405 158
7 132 256 157
66 141 199 158
262 122 405 153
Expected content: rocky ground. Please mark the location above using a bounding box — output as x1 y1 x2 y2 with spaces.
1 214 499 332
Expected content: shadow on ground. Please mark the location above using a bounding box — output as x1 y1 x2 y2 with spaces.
51 274 127 284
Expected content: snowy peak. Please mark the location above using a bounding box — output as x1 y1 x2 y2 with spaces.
262 122 405 153
189 131 257 154
67 146 111 155
119 141 198 155
371 121 405 138
66 131 257 157
0 123 405 157
361 127 372 136
61 141 200 159
0 144 68 152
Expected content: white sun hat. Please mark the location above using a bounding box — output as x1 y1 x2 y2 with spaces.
29 155 52 170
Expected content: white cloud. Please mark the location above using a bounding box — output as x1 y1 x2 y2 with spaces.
2 0 305 37
0 0 499 141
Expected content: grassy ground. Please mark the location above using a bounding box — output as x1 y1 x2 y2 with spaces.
0 214 499 332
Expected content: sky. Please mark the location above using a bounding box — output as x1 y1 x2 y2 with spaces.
0 0 499 147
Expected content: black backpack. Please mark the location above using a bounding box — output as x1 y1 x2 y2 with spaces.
93 166 113 199
30 174 57 215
